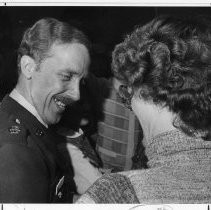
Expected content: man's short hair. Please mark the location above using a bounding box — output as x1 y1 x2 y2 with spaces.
17 17 90 72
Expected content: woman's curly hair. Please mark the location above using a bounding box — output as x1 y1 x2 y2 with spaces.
112 15 211 140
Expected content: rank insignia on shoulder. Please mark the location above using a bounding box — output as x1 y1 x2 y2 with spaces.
8 125 21 134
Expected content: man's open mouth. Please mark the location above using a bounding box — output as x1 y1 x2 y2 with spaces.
53 95 75 111
54 97 66 110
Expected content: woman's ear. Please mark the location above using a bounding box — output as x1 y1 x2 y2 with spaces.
20 55 36 80
112 78 123 92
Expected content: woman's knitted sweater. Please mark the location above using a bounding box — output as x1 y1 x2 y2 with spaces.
76 129 211 203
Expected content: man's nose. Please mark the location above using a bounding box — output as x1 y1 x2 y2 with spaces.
66 78 80 101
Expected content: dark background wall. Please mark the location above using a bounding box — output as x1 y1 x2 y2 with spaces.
0 6 211 99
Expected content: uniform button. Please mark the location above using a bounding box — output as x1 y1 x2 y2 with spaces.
35 129 44 136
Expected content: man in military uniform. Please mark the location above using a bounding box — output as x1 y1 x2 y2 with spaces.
0 18 90 202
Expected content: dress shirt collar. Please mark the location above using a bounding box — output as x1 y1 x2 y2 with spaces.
9 89 48 128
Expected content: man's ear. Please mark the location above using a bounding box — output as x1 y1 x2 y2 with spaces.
20 55 36 79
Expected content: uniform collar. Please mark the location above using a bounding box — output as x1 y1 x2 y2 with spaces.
9 89 48 128
0 94 58 147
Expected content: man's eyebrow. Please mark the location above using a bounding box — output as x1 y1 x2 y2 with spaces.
60 68 86 77
61 68 79 74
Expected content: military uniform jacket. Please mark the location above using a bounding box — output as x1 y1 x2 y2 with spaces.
0 95 76 203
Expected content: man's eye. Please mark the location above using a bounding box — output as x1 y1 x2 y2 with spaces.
61 74 72 81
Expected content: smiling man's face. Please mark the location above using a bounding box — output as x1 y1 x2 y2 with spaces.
29 42 90 125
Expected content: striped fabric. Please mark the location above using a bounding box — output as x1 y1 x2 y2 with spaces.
96 88 142 172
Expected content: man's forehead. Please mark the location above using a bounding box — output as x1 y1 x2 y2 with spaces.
44 42 89 62
37 42 89 78
48 42 89 55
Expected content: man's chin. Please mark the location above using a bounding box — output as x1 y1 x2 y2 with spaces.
46 114 62 125
53 116 62 125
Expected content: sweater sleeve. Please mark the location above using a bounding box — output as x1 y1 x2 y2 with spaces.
0 143 49 202
76 173 139 203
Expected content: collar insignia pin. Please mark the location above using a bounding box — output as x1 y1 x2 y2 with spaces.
15 119 21 124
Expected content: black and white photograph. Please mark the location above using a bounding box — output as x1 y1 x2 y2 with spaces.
0 2 210 207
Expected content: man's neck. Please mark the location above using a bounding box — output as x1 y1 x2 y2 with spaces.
10 88 48 128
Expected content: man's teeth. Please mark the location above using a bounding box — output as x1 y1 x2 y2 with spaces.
54 98 66 108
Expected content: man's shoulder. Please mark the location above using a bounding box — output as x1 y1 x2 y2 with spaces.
0 110 28 146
